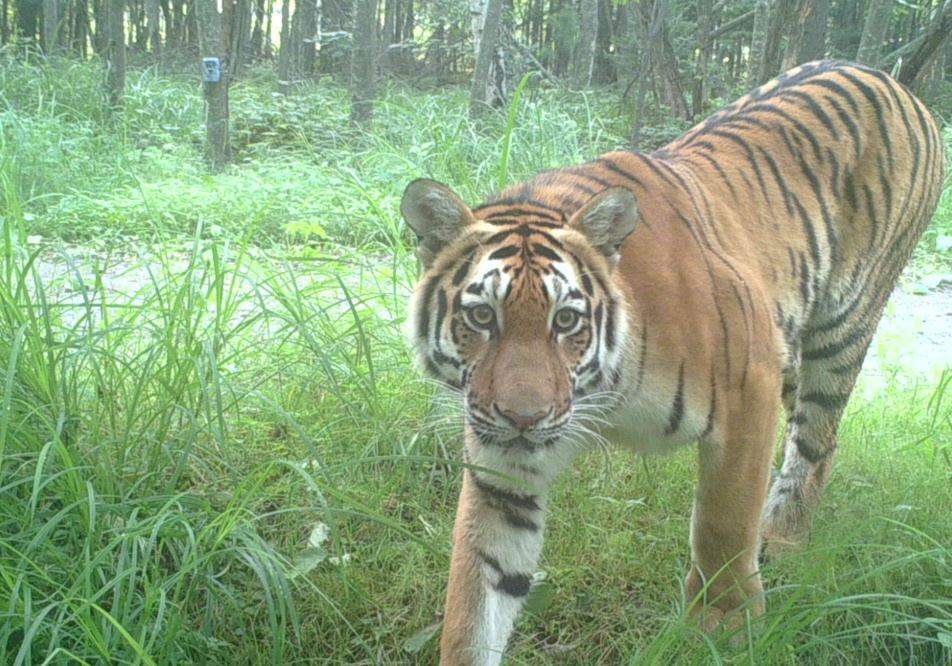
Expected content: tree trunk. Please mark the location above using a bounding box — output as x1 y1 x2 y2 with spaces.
692 0 712 117
229 0 251 76
145 0 161 56
196 0 231 171
277 0 290 93
104 0 125 109
593 0 613 83
897 0 952 92
291 0 317 79
856 0 892 65
762 0 798 81
471 0 487 61
381 0 396 70
17 0 41 42
746 0 770 89
470 0 503 117
572 0 597 86
780 0 811 71
42 0 61 53
1 0 9 44
799 0 829 62
349 0 376 125
630 0 665 150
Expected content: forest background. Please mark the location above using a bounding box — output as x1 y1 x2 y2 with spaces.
2 0 952 663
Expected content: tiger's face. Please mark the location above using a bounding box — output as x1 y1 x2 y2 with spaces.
402 179 639 452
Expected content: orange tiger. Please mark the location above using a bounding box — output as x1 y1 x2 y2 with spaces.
400 60 946 665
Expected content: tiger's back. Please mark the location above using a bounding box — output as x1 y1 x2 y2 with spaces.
401 61 946 666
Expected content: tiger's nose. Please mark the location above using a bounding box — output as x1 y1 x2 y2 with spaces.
498 407 549 431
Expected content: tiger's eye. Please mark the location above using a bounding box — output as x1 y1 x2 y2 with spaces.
553 309 579 332
469 304 495 328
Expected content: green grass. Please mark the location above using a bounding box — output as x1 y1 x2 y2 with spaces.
1 56 952 665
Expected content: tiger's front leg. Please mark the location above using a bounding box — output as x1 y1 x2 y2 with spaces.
685 378 780 636
440 440 555 666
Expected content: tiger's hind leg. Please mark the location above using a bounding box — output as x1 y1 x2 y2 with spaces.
761 283 894 555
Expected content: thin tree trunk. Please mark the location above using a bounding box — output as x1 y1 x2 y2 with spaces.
291 0 317 79
856 0 893 65
631 0 665 150
104 0 125 108
746 0 770 89
277 0 290 93
381 0 395 70
572 0 597 86
471 0 487 61
195 0 231 171
692 0 712 117
145 0 161 56
42 0 60 53
469 0 503 117
229 0 251 76
349 0 376 124
762 0 798 81
1 0 8 44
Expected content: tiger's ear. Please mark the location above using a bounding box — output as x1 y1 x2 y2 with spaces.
568 187 639 262
401 179 477 268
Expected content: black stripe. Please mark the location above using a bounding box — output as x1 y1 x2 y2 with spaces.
844 170 858 211
802 326 869 361
794 436 830 465
664 362 686 436
486 208 559 222
700 369 716 439
477 551 533 597
862 183 880 247
745 102 824 162
489 245 520 260
532 243 561 262
800 391 850 411
822 93 862 160
634 323 648 394
593 157 645 187
561 166 614 189
797 251 812 305
469 470 541 511
781 89 839 140
795 153 838 261
837 69 893 169
503 513 540 532
417 277 440 339
693 151 738 200
757 147 794 217
829 355 867 375
475 196 564 216
709 129 772 206
791 196 822 270
604 300 616 352
802 79 860 114
452 252 476 286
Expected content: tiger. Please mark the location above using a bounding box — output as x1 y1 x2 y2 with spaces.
400 60 946 665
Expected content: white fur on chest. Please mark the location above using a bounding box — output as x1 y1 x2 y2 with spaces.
601 384 705 456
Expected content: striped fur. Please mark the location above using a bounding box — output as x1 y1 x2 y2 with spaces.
401 61 946 665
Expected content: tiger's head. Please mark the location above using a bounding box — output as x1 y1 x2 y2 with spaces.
402 179 639 452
